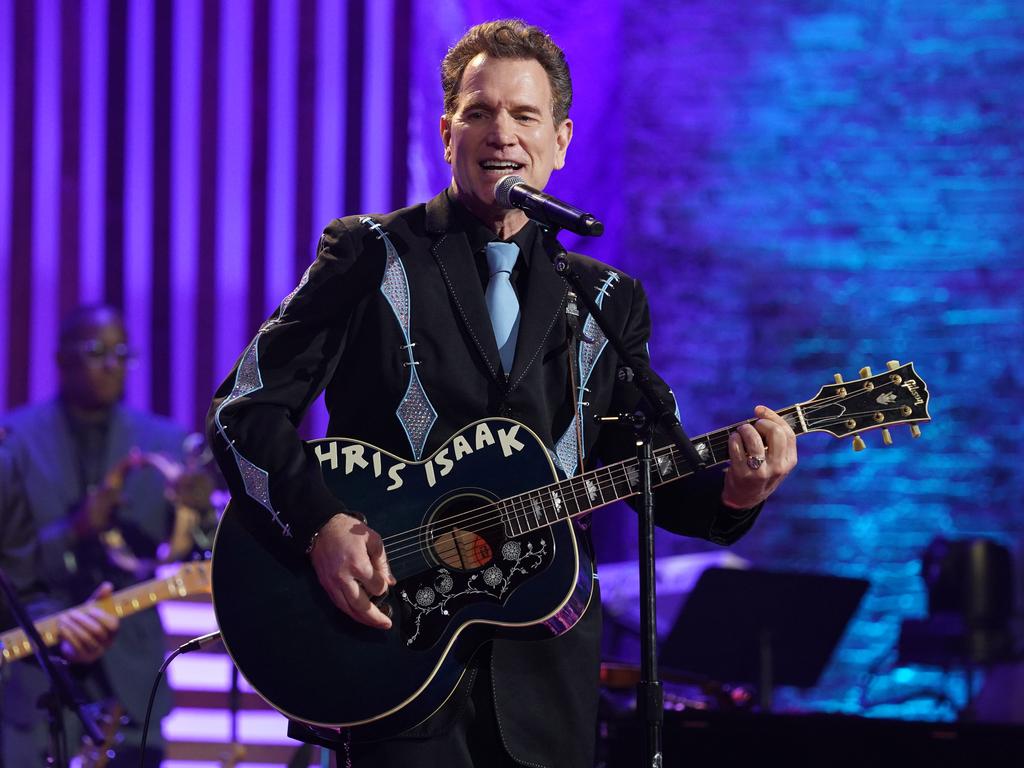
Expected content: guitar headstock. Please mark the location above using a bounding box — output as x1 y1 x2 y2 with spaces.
799 361 930 447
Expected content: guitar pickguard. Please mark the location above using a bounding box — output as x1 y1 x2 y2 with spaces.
400 535 550 649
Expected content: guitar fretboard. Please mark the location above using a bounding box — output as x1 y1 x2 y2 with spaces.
0 563 210 664
498 406 804 536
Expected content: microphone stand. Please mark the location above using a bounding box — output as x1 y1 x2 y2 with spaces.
541 226 707 768
0 566 105 768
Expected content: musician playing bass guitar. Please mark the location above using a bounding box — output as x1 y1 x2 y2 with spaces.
207 19 797 768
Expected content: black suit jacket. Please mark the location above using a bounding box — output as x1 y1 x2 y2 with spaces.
209 190 760 767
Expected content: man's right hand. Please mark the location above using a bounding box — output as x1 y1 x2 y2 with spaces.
58 582 120 664
309 513 396 630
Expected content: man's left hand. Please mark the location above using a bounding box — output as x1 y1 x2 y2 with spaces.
722 406 797 510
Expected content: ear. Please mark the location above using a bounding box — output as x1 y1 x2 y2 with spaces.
553 118 573 171
440 114 452 164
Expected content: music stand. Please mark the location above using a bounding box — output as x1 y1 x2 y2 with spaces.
660 567 869 710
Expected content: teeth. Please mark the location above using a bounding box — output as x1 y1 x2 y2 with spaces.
481 162 521 170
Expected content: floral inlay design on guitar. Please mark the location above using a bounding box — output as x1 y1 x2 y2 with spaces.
400 538 548 646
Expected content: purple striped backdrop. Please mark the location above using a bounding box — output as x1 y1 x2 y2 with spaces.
0 0 445 436
2 0 610 434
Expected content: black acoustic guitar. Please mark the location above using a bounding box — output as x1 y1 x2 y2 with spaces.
211 362 930 738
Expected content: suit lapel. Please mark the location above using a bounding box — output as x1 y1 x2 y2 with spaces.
426 193 506 387
506 226 568 391
425 192 569 393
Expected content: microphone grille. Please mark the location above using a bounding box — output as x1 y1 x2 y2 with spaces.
494 175 526 208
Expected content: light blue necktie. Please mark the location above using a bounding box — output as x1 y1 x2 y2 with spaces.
485 241 521 374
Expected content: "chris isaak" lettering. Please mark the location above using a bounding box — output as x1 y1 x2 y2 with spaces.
314 422 526 491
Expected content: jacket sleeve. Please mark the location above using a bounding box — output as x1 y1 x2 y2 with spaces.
206 218 382 552
591 276 763 546
0 450 56 627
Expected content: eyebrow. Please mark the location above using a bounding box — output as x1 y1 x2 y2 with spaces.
461 99 544 115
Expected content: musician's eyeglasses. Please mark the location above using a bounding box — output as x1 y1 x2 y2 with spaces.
67 341 136 368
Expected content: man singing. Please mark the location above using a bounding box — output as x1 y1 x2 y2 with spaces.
209 19 796 767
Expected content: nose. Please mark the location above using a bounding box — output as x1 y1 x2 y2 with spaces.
486 111 517 148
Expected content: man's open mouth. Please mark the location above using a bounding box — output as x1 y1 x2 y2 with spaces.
479 161 524 172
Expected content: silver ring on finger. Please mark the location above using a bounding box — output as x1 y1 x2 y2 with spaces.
746 455 766 471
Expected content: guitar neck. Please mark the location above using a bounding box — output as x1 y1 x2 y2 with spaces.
496 405 806 537
0 566 206 664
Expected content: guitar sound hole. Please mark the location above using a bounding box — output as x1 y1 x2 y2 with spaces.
427 493 502 572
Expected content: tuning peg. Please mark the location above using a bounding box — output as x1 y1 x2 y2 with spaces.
882 429 893 446
910 425 922 438
859 366 872 378
834 373 844 384
886 360 901 370
852 435 866 451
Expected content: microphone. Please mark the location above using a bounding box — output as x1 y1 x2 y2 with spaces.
494 176 604 237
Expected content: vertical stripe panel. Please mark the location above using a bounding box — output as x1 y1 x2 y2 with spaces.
362 0 394 212
214 0 252 396
194 0 221 429
29 0 60 401
59 0 82 316
103 0 127 311
0 0 14 410
313 0 346 229
307 0 346 440
343 0 365 214
80 0 108 305
390 0 412 208
124 0 153 411
150 0 173 416
9 0 36 407
246 0 269 335
170 0 202 430
294 0 316 281
294 0 319 440
265 0 297 310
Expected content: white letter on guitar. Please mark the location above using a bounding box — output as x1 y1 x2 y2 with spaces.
435 448 454 477
497 426 525 457
315 442 338 470
452 435 473 461
342 445 369 474
475 423 495 450
386 463 406 491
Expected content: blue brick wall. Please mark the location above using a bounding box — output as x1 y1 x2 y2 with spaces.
604 0 1024 719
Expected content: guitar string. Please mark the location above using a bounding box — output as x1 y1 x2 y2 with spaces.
378 402 908 566
377 411 796 560
378 404 830 561
378 389 906 559
377 383 900 558
379 402 917 569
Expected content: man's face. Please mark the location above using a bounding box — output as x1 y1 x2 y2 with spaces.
59 316 129 410
441 54 572 223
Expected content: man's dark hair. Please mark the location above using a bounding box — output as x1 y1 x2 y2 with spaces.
441 19 573 125
58 304 123 347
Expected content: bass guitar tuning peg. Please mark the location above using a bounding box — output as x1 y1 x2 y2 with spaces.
852 435 866 451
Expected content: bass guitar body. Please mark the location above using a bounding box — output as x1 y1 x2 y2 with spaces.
211 418 593 739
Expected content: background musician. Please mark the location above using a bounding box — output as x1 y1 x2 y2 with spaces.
1 305 202 766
